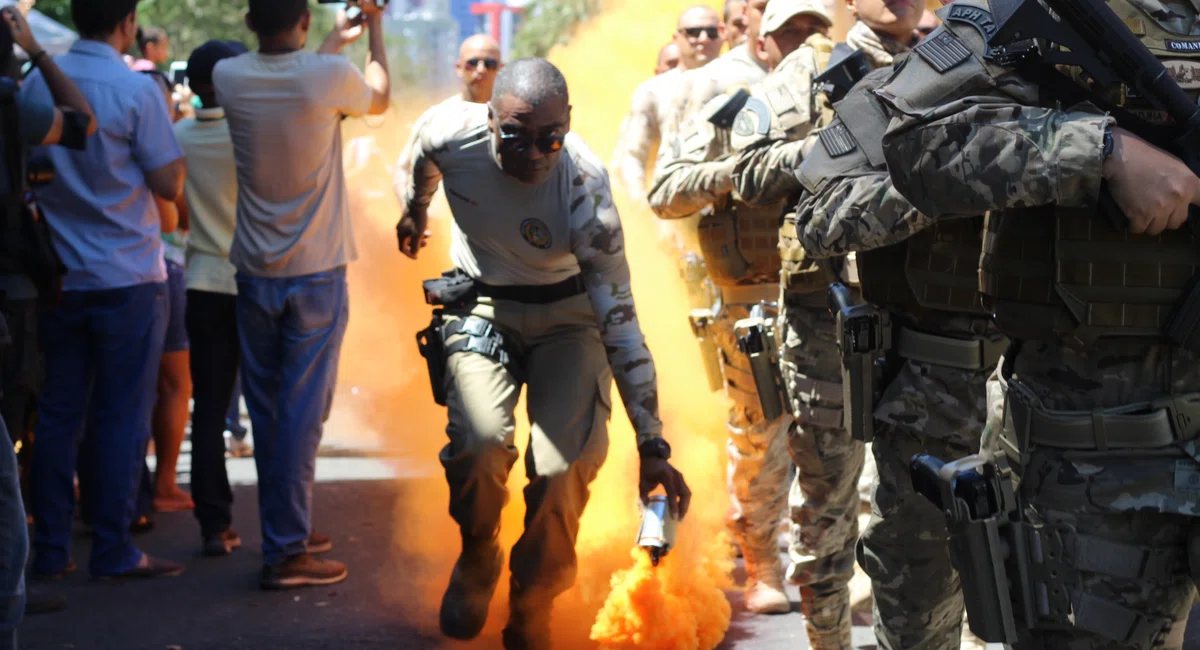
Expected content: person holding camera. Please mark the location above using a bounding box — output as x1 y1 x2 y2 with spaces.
213 0 390 590
24 0 187 582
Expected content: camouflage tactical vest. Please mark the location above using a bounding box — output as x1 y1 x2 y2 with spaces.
981 0 1200 345
698 197 787 287
860 218 990 317
705 37 835 289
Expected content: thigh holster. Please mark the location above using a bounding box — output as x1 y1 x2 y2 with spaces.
417 312 520 407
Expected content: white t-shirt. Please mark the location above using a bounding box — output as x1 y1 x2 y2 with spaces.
175 107 239 294
213 51 374 278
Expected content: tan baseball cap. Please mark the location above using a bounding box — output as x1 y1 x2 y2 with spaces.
761 0 834 35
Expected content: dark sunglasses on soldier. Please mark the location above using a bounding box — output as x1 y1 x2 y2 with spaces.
680 26 720 40
466 57 500 70
499 131 566 154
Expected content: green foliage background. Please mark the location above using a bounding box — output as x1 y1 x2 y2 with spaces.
509 0 600 59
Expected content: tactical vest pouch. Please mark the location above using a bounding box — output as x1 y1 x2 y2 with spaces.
779 217 839 294
698 201 784 286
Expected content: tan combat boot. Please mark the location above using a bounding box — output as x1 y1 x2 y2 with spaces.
742 543 790 615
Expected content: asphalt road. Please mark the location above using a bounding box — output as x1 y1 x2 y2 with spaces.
17 453 1200 650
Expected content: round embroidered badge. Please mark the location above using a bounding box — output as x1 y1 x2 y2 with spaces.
520 218 552 249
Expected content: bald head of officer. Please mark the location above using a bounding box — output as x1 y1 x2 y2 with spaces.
456 34 504 103
656 41 681 75
673 5 724 70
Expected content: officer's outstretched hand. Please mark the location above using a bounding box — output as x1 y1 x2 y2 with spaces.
396 211 430 259
640 457 692 520
1105 127 1200 236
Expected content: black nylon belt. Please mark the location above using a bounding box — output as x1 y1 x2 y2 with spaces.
474 274 586 305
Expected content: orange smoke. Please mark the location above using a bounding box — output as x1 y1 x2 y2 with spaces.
333 0 741 647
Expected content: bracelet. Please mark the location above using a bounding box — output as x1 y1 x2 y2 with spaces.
29 50 46 66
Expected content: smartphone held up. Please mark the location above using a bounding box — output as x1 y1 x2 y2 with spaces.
317 0 388 22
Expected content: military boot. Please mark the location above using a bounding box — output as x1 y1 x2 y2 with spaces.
799 581 853 650
741 538 790 614
501 596 552 650
439 532 504 640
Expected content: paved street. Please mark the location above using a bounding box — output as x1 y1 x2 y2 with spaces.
18 423 1200 650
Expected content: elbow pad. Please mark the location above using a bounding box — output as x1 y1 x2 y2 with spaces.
58 112 90 151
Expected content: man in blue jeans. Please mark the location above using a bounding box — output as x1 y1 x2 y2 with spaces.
214 0 390 589
26 0 186 580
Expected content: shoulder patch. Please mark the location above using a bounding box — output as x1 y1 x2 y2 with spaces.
733 96 771 137
913 28 972 73
943 4 1008 60
818 122 858 158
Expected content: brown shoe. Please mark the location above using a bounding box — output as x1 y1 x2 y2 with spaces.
97 554 185 580
307 531 332 554
261 553 347 590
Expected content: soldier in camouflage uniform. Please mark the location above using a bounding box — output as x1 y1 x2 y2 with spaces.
878 0 1200 647
725 6 916 648
609 6 722 204
650 0 835 621
396 59 692 649
737 3 1000 649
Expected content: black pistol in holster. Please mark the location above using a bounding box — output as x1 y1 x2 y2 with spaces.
734 304 787 421
416 311 448 406
910 453 1031 644
416 270 477 407
828 282 889 442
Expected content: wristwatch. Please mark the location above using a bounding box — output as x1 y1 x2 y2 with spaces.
1102 126 1115 162
637 437 671 460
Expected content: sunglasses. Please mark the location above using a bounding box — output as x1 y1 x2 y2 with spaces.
499 131 566 154
679 26 720 40
465 57 500 70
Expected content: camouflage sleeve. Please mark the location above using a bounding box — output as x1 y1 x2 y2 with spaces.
401 106 447 218
877 17 1114 218
609 83 657 200
570 155 664 443
647 101 733 220
393 102 443 206
733 136 815 207
796 169 935 259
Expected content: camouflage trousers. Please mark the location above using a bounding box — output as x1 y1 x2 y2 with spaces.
780 300 865 649
864 356 995 650
991 363 1199 650
859 426 974 650
711 305 791 581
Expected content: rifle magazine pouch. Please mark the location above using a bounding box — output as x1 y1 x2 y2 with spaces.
416 312 448 406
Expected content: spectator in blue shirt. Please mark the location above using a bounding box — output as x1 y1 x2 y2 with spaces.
25 0 187 580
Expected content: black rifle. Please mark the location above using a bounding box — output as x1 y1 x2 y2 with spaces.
813 43 871 104
989 0 1200 231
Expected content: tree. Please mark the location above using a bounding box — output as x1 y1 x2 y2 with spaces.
509 0 599 59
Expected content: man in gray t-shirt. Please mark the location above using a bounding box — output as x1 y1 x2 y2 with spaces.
212 0 390 590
